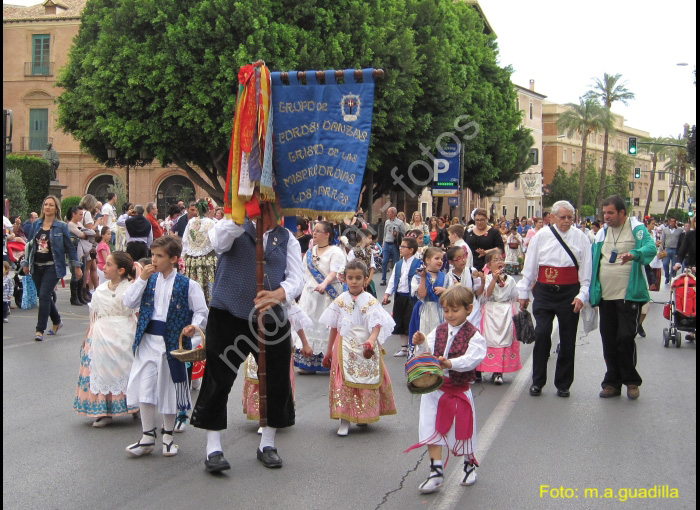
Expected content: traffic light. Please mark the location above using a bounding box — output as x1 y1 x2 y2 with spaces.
628 137 637 155
634 167 641 179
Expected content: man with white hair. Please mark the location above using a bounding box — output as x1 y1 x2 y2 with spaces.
380 207 406 286
517 200 592 398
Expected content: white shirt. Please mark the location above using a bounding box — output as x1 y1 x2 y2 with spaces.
122 269 208 344
208 219 304 305
516 225 592 304
415 320 487 374
385 255 416 296
101 203 117 229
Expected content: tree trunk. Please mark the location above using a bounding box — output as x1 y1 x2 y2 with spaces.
576 135 588 218
597 129 610 217
643 157 657 217
664 180 676 215
674 164 685 211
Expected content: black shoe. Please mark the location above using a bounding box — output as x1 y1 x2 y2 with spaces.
257 447 283 468
205 451 231 473
637 324 646 338
529 385 542 396
556 389 570 398
380 281 387 286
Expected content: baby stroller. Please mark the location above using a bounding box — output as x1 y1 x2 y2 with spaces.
662 270 696 348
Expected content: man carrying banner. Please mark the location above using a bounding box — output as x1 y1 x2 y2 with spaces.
190 203 304 473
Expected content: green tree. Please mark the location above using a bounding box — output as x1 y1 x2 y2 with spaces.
609 151 632 204
61 196 82 216
5 169 29 220
107 177 127 214
641 137 674 217
556 98 613 213
57 0 528 204
543 167 577 207
6 154 51 214
586 73 634 215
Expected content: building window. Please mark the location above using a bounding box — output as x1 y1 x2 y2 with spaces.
634 197 640 206
32 34 51 76
529 102 533 120
514 206 519 218
572 150 576 162
690 171 696 181
516 97 520 111
599 157 603 168
529 148 539 165
628 182 635 191
28 108 48 151
502 206 507 218
86 174 116 204
658 190 665 201
514 177 520 190
562 149 567 163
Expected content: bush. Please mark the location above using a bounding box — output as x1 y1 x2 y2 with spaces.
61 196 82 216
5 169 29 220
579 205 595 219
666 208 689 223
6 154 51 214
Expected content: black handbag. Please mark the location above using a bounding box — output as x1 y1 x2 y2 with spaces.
513 309 536 344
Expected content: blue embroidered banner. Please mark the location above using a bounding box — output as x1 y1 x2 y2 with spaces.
271 69 376 220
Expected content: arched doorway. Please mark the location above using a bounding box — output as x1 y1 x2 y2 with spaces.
86 174 116 204
156 175 195 219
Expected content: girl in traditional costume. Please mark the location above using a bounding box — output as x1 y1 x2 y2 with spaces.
346 228 377 298
242 304 314 428
73 252 139 427
320 260 397 436
476 249 521 385
408 286 487 494
504 225 523 275
295 221 345 373
181 199 217 304
408 247 452 353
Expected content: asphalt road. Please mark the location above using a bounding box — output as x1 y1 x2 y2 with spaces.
2 275 696 510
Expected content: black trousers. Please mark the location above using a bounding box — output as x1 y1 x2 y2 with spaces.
191 307 295 431
392 293 414 336
532 283 580 390
31 264 61 334
599 299 643 389
126 241 149 262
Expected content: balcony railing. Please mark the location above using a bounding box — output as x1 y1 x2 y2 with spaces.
24 62 55 77
21 136 53 151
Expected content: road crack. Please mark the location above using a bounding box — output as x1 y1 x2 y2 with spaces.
374 450 427 509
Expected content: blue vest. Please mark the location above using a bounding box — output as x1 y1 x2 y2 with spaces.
133 273 194 360
394 258 422 295
210 221 289 323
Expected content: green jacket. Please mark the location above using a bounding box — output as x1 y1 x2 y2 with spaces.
589 217 657 306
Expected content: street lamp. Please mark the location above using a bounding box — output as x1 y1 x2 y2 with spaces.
105 145 151 202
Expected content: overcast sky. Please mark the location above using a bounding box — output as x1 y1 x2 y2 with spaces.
5 0 696 138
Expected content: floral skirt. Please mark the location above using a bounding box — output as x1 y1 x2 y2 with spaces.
184 252 217 304
242 356 296 420
73 335 138 418
329 338 396 423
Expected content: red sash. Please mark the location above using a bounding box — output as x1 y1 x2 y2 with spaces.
537 265 578 285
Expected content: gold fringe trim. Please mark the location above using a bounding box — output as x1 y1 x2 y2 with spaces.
259 186 276 202
329 411 396 423
280 208 356 221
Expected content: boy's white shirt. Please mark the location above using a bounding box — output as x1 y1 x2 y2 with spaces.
414 320 487 374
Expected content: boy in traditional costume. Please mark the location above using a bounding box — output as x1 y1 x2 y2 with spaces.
408 286 487 494
122 236 208 457
320 260 397 436
382 237 421 357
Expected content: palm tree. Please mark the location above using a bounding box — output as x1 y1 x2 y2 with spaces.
642 137 674 217
557 98 613 214
587 73 635 216
663 137 688 215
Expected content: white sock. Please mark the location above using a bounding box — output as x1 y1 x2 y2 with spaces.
206 430 222 457
400 335 408 348
162 414 176 433
259 426 276 450
139 403 156 433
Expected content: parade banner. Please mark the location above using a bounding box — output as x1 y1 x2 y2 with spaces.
271 69 376 220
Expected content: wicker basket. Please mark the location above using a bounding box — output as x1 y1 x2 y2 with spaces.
170 325 206 362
